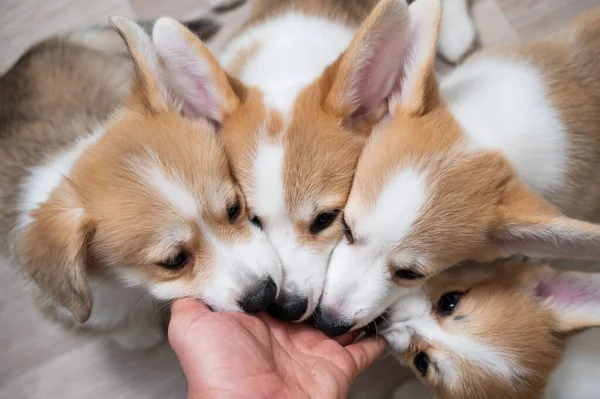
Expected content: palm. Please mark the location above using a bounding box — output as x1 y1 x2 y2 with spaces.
169 300 385 399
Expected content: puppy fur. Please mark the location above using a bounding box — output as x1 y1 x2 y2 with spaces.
0 16 282 349
384 260 600 399
165 0 477 323
318 2 600 333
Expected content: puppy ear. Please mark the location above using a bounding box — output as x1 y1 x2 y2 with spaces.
492 185 600 260
525 266 600 332
18 182 93 323
152 17 241 123
110 17 172 114
326 0 442 125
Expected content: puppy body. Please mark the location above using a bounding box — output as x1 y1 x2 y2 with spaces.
1 18 283 349
318 3 600 333
175 0 475 323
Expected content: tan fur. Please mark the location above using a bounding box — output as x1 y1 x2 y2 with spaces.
243 0 380 33
0 18 244 330
350 8 600 283
219 63 366 248
185 1 401 275
394 260 589 399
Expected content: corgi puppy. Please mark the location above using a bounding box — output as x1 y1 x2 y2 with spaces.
317 2 600 335
382 260 600 399
0 18 281 349
150 0 478 322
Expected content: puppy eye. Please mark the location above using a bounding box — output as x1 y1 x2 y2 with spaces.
310 209 340 235
250 215 263 230
159 251 189 270
437 291 463 316
395 269 425 280
227 200 242 223
414 352 430 376
341 217 354 244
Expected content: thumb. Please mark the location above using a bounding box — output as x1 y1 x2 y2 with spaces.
345 336 388 378
168 298 212 348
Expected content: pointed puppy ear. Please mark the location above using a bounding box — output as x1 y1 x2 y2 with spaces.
326 0 442 124
110 16 172 114
152 17 241 123
18 182 94 323
492 185 600 260
527 266 600 332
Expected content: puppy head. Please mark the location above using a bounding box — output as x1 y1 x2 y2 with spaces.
17 18 282 323
382 261 600 398
147 0 423 321
317 0 600 334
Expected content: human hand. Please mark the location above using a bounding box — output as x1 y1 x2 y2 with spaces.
168 299 387 399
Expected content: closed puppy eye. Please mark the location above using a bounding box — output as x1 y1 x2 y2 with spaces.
394 268 425 280
341 217 354 244
227 199 243 224
414 352 430 377
250 215 263 229
159 251 189 270
310 209 340 235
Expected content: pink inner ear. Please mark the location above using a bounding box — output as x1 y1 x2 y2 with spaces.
353 34 410 117
175 61 220 120
535 274 600 308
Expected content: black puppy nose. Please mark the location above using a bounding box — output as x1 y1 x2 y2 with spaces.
267 295 308 321
238 277 277 313
314 306 353 337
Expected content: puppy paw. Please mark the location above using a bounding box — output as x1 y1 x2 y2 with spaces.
111 323 165 350
437 0 477 64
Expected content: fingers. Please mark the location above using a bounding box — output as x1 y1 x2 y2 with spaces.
168 298 212 349
171 298 212 318
332 330 361 346
346 336 388 377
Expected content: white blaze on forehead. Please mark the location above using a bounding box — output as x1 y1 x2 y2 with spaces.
146 166 199 219
351 167 428 246
253 140 286 220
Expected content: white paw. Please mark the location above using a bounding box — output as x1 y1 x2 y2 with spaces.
437 1 477 63
111 323 165 350
391 379 435 399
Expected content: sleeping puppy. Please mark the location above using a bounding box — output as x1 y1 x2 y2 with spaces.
0 17 281 349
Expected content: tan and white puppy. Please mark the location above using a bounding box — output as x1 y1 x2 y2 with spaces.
150 0 409 321
1 18 281 349
383 260 600 399
317 4 600 334
150 0 477 323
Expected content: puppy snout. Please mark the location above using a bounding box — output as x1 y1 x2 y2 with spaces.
314 306 353 337
267 295 308 321
238 277 277 313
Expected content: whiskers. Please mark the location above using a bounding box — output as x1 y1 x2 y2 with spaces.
154 299 175 321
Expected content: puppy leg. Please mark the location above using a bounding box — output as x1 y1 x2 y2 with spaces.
437 0 477 64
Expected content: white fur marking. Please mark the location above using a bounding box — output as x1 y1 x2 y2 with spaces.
442 59 568 197
219 13 355 113
146 166 199 219
18 128 104 227
252 140 286 220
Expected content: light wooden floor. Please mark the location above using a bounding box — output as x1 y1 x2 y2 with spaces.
1 0 599 398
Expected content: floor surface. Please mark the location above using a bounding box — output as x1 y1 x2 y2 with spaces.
1 0 599 397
